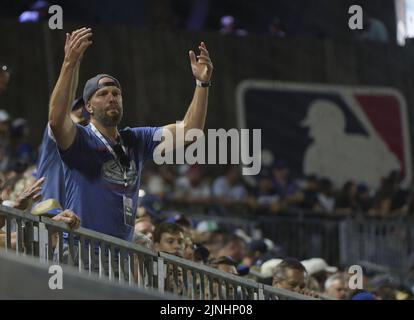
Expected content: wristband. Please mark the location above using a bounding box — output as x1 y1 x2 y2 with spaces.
196 79 212 87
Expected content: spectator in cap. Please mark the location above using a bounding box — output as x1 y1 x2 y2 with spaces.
48 27 213 241
252 168 282 213
212 165 247 204
315 178 336 213
173 164 211 204
272 160 303 207
137 194 163 222
241 239 268 270
165 213 193 234
208 256 238 275
301 258 338 289
355 183 373 213
215 234 247 265
300 175 319 210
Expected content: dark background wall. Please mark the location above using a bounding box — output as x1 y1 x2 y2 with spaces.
0 17 413 158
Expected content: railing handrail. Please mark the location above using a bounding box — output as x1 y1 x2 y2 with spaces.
159 251 260 288
39 216 158 257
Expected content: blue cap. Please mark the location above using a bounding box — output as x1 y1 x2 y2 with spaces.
352 291 376 300
83 74 121 104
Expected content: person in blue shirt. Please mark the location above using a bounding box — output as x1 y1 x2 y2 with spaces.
48 27 213 241
35 97 89 208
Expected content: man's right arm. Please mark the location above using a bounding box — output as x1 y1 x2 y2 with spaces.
49 28 92 150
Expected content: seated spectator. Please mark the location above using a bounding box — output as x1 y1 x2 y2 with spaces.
212 165 247 203
369 171 407 218
174 164 211 203
215 234 247 266
10 118 35 165
145 165 176 198
242 239 268 269
208 256 238 275
301 258 337 290
134 217 155 241
165 213 193 234
355 183 373 213
271 161 303 206
136 194 163 222
182 236 195 261
132 231 152 249
315 178 336 213
272 257 319 297
192 243 210 264
300 175 319 210
252 169 282 213
153 222 185 257
195 220 225 256
324 273 349 300
335 181 358 213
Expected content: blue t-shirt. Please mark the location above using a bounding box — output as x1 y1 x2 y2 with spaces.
35 125 66 207
60 124 160 241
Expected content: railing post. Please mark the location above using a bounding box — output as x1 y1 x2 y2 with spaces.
38 222 49 263
157 256 165 293
258 283 265 300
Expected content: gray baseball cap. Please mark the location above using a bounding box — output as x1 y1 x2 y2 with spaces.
82 74 122 104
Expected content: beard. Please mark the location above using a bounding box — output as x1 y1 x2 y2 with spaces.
93 105 123 127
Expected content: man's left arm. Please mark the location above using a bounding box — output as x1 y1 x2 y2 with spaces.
162 42 213 149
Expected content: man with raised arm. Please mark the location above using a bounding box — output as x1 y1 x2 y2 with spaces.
49 27 213 241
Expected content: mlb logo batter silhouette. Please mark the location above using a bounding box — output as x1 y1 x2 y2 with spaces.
237 80 411 188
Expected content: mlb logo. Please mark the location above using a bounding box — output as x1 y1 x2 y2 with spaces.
236 80 412 189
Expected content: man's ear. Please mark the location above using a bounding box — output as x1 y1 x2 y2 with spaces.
85 102 93 114
272 277 278 287
153 242 159 251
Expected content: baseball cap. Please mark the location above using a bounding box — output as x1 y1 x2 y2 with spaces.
196 220 219 233
83 74 121 104
260 258 283 278
31 199 63 217
139 194 163 217
301 258 338 275
351 291 377 300
165 214 192 229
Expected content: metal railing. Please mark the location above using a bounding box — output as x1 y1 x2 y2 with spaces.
164 202 414 275
0 205 313 300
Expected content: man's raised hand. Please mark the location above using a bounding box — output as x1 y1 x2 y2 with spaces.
189 42 213 82
64 27 93 66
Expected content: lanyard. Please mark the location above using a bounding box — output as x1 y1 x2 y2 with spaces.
90 123 129 187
